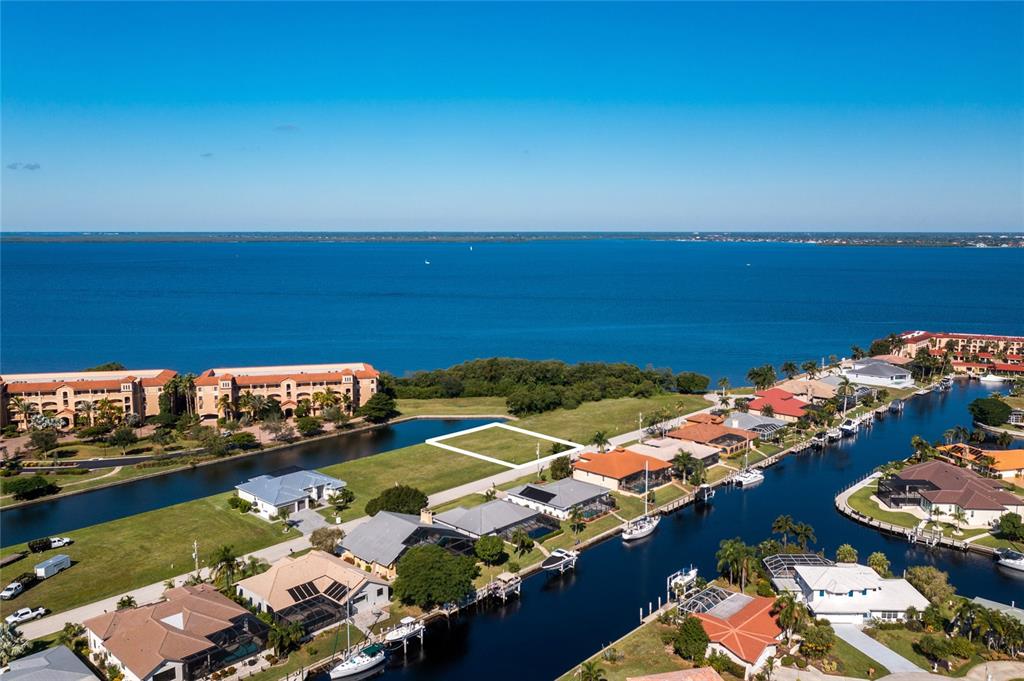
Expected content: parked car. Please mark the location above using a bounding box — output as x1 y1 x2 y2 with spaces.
4 606 47 625
34 554 71 579
0 582 23 600
48 537 73 548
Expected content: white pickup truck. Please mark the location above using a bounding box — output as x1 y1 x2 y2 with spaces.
5 606 48 625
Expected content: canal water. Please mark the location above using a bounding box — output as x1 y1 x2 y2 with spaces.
0 418 493 545
370 381 1023 681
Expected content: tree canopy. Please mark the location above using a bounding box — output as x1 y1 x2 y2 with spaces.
358 393 400 424
906 565 956 605
393 544 478 608
365 484 428 516
672 616 710 661
967 396 1012 427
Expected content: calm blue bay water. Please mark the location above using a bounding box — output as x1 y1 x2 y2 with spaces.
2 240 1022 379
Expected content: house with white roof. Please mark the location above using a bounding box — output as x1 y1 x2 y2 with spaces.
235 469 345 519
792 563 929 624
841 359 915 389
505 477 613 520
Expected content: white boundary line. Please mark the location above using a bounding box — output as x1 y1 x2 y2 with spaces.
425 421 584 470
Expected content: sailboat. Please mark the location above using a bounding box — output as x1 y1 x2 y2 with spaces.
330 598 387 679
622 462 660 541
733 450 764 487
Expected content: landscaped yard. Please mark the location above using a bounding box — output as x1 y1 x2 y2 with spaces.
846 483 920 528
865 628 930 672
830 636 891 678
973 534 1022 551
706 464 733 483
243 624 366 681
0 492 300 617
396 396 510 418
441 426 564 465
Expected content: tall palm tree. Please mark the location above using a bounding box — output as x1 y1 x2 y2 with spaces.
75 401 95 427
217 394 235 420
801 360 818 380
9 397 37 429
794 522 816 549
953 425 970 444
772 594 808 641
672 451 694 479
569 507 586 538
94 398 120 425
942 428 957 446
837 376 853 414
341 392 353 415
717 377 730 396
210 544 239 588
781 361 798 380
771 514 795 546
590 431 610 454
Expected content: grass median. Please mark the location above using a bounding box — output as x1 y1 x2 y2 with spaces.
846 484 920 528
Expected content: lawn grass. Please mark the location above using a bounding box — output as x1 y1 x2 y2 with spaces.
243 624 366 681
396 397 510 418
706 465 733 483
544 512 622 551
430 491 490 513
973 534 1022 550
847 484 920 528
317 443 507 521
830 636 891 679
866 628 931 671
441 426 559 465
515 395 707 444
0 492 300 617
554 619 692 681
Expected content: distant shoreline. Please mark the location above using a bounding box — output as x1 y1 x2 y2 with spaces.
2 231 1022 247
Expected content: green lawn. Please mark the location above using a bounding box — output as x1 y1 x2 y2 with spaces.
430 491 491 514
973 534 1022 550
866 629 930 671
706 465 733 483
516 395 707 444
544 512 622 552
846 484 920 528
396 397 510 418
243 624 366 681
442 426 558 465
554 619 697 681
317 443 507 521
830 636 891 679
0 492 300 617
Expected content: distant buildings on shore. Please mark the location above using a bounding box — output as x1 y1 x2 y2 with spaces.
896 330 1024 375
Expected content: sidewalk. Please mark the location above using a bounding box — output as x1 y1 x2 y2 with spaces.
832 624 922 673
775 660 1024 681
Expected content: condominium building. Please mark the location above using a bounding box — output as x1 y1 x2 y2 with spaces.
0 369 177 431
897 331 1024 359
194 362 379 419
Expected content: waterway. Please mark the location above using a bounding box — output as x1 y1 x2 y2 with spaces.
367 381 1022 681
0 418 493 545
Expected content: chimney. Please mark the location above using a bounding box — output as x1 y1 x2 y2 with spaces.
420 508 433 525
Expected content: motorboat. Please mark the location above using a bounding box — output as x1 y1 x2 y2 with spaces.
669 566 699 594
839 419 857 436
383 616 424 645
996 548 1024 573
979 373 1006 384
330 644 387 679
541 548 579 572
889 399 905 413
734 468 765 487
811 432 827 448
696 483 715 503
938 377 953 391
826 428 842 442
623 461 660 542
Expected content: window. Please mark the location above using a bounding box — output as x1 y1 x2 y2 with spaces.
152 668 178 681
377 588 384 597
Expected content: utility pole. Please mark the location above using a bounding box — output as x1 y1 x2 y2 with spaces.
192 539 199 575
638 412 644 444
536 442 541 477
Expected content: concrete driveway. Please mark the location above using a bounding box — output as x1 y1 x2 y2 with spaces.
833 624 923 673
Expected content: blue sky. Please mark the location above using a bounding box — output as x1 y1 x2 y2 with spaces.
2 2 1021 232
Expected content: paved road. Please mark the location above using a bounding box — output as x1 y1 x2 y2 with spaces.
833 624 923 673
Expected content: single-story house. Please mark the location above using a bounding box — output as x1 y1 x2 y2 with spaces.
4 645 97 681
629 438 721 467
668 422 759 455
723 413 787 441
627 669 725 681
937 443 1024 480
793 563 929 624
339 510 475 580
505 477 613 521
746 388 809 422
235 550 389 634
572 447 673 494
869 354 914 366
692 592 782 678
434 498 557 539
877 460 1024 527
841 359 915 389
776 378 837 402
971 596 1024 624
235 469 345 519
83 584 267 681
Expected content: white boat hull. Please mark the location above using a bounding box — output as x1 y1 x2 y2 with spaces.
330 653 386 679
623 516 660 542
734 471 764 487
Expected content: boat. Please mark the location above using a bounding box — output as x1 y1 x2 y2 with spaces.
669 566 699 594
826 428 842 442
330 643 386 679
383 616 424 645
623 461 661 542
996 548 1024 573
839 419 857 436
938 377 952 391
889 399 904 413
811 431 827 448
979 373 1006 384
541 548 578 572
734 468 765 486
696 483 715 503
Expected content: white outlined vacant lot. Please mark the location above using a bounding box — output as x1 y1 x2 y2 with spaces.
426 422 583 469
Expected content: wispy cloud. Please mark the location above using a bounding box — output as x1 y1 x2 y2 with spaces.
6 162 41 171
200 152 214 159
273 124 299 133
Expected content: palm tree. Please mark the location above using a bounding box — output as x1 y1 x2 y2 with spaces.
671 451 694 479
715 537 747 586
268 621 304 655
952 507 967 532
781 361 798 380
569 507 586 538
0 621 30 666
801 360 818 380
691 461 707 485
996 431 1014 449
772 514 795 546
953 425 970 444
772 594 808 641
837 376 853 414
95 397 120 425
717 377 730 396
9 397 37 429
55 622 86 649
75 401 95 427
794 522 816 549
942 428 957 446
312 387 340 414
910 435 933 462
510 528 534 557
579 661 608 681
217 394 235 420
116 595 137 610
341 392 353 415
210 544 239 588
590 431 610 454
718 394 731 410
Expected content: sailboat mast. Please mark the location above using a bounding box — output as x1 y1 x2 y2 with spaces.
644 461 649 516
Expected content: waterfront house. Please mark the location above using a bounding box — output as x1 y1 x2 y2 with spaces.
629 438 721 467
971 597 1024 624
745 388 808 422
668 422 759 454
936 443 1024 480
434 498 557 539
627 669 725 681
840 359 914 389
775 378 837 402
235 550 389 634
792 563 929 624
339 510 474 580
690 591 782 678
0 368 176 431
505 477 613 520
4 645 97 681
877 460 1024 527
868 354 914 366
723 413 787 441
83 584 267 681
572 447 673 493
1010 409 1024 426
235 469 345 520
194 362 379 419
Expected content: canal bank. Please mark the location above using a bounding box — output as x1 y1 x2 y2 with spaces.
365 381 1024 681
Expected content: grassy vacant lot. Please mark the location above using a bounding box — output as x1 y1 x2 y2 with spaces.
516 394 707 444
317 444 507 521
554 619 708 681
830 636 891 678
0 492 299 617
396 396 510 417
847 484 920 528
442 426 560 465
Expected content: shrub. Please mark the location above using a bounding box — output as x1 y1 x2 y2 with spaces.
296 416 323 437
238 499 253 513
474 535 505 565
796 658 809 669
227 496 241 509
365 485 428 516
1 475 60 500
781 655 796 667
968 397 1011 427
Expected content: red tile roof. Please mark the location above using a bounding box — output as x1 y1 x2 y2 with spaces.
574 448 670 480
628 669 725 681
748 388 808 418
695 594 781 664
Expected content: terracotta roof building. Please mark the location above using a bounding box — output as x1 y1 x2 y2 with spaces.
628 669 725 681
83 584 266 681
693 593 782 676
937 443 1024 480
895 331 1024 360
573 447 673 494
746 388 809 422
668 422 758 455
194 362 379 419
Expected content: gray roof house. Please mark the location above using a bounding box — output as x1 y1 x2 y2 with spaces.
339 511 474 578
505 477 611 520
235 469 345 519
4 645 97 681
841 359 914 389
434 499 548 539
972 596 1024 624
724 412 787 437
